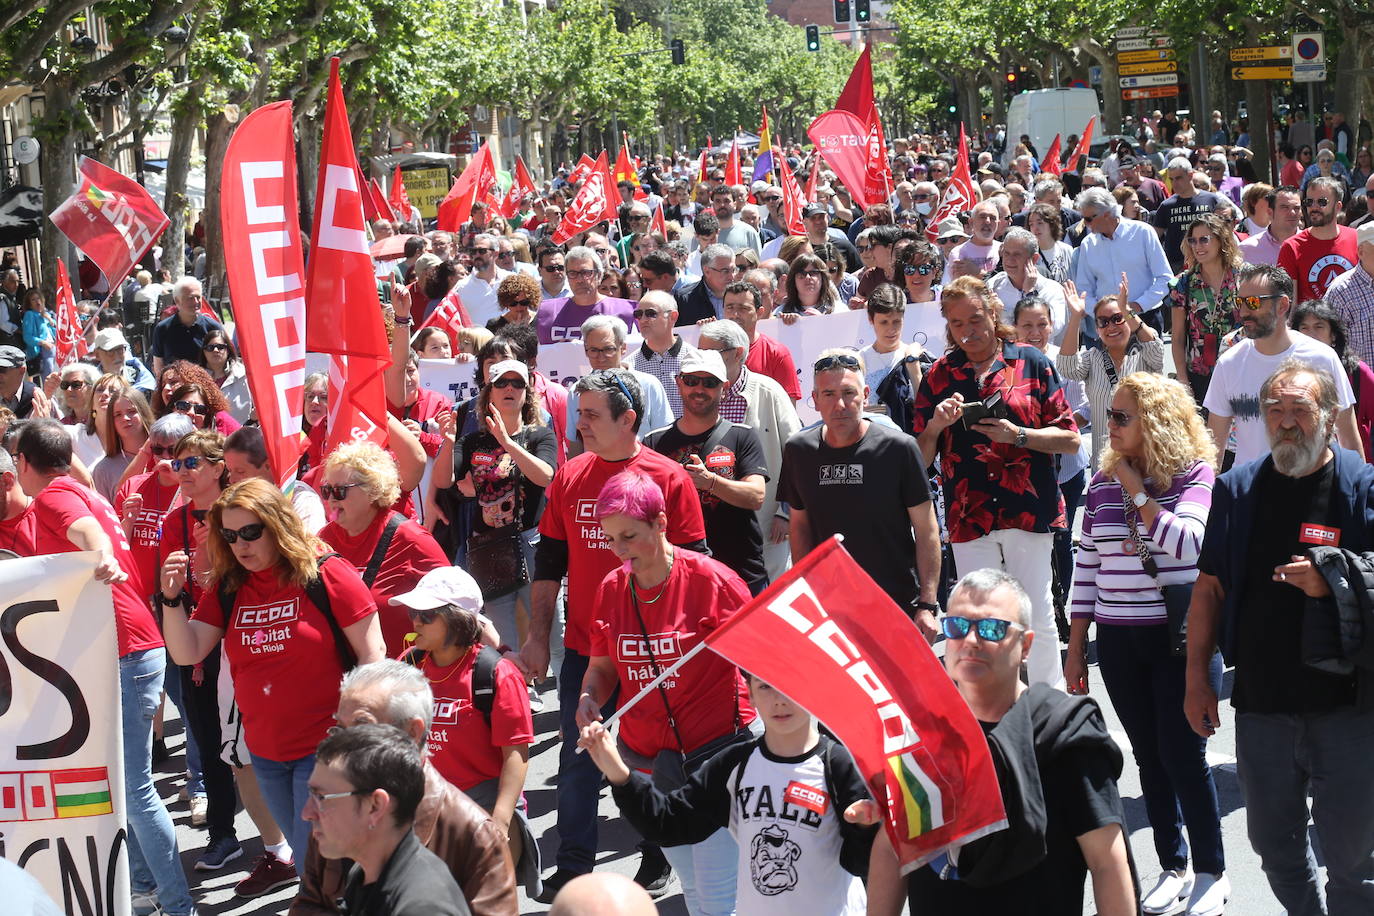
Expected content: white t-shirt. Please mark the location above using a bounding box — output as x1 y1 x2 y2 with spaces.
1203 333 1354 465
859 343 906 404
454 267 512 328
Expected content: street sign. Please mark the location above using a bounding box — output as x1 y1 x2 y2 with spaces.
1089 65 1103 85
1229 46 1291 62
1119 73 1179 88
1122 86 1180 101
1293 32 1325 83
1117 49 1177 64
1116 36 1174 52
1231 65 1293 80
1120 61 1178 76
1114 26 1166 39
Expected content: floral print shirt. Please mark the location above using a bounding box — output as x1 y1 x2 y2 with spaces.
1169 267 1239 377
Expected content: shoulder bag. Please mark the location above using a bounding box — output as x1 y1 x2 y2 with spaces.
1120 485 1190 655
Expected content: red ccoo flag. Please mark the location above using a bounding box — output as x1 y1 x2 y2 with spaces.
1062 117 1097 174
52 260 87 367
926 124 977 242
436 142 497 232
863 107 893 208
498 155 537 220
568 153 597 188
1040 134 1064 177
552 150 616 245
804 154 820 203
306 58 391 453
778 155 807 236
221 100 309 488
724 133 742 187
388 165 413 220
49 157 170 293
649 202 668 239
415 287 473 353
836 42 875 121
704 537 1007 872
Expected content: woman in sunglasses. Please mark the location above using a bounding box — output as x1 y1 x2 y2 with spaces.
487 272 541 333
152 360 241 435
318 440 449 656
1168 214 1243 405
434 359 555 649
1058 273 1164 469
52 362 104 467
199 329 252 425
777 253 840 319
895 240 948 355
91 382 153 502
167 383 219 431
576 470 757 916
1064 372 1226 914
159 478 385 871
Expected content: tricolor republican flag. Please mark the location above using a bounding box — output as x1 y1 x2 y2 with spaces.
752 106 775 184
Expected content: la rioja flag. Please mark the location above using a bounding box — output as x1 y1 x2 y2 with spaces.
704 537 1006 872
305 58 391 453
926 124 977 242
49 157 170 290
52 260 87 367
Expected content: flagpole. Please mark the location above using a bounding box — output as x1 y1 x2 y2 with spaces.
573 640 714 755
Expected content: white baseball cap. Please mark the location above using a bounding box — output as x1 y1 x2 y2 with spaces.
93 328 130 351
487 359 530 386
390 567 484 613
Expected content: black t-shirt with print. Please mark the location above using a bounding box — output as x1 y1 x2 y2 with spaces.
645 421 770 588
455 425 558 533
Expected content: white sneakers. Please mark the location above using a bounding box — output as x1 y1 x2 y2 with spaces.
1142 868 1194 914
1186 872 1230 916
1141 868 1230 915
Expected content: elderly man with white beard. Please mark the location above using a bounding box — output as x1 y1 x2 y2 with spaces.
1186 360 1374 915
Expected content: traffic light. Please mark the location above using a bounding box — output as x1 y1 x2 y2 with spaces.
1006 70 1017 84
670 38 684 65
806 25 820 52
834 0 851 24
855 0 870 22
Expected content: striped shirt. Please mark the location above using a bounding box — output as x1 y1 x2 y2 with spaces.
1329 264 1374 367
1069 461 1214 626
1056 338 1165 469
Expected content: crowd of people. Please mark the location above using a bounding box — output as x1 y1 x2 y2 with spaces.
2 108 1374 916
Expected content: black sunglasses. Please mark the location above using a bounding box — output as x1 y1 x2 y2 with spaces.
203 343 229 353
491 377 526 390
678 374 722 389
173 400 210 416
60 380 88 390
542 263 566 273
1106 408 1135 427
407 605 440 625
1095 313 1127 329
170 455 218 471
220 523 266 544
813 354 861 372
1304 197 1331 208
632 308 661 319
506 299 533 310
150 444 176 457
941 615 1019 642
319 483 362 501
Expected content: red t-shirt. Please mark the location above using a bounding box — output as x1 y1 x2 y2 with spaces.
589 550 755 758
0 502 38 556
418 649 534 791
302 459 417 521
390 387 450 457
745 333 802 401
116 470 181 600
320 511 449 655
32 476 163 657
1278 226 1359 302
190 556 376 761
538 447 705 655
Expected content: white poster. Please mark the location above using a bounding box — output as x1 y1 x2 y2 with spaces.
0 553 128 916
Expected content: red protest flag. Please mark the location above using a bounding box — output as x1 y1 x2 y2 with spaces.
724 133 742 187
863 107 894 208
388 165 413 220
306 58 391 452
926 124 977 242
778 155 807 236
615 136 648 201
568 153 597 188
370 178 397 223
49 157 170 292
498 155 537 220
415 288 472 352
356 165 381 223
1040 134 1064 177
52 259 87 367
221 100 309 488
704 537 1006 871
836 42 875 121
1062 117 1097 174
649 202 668 238
552 150 615 245
804 155 820 204
436 143 497 232
809 109 874 210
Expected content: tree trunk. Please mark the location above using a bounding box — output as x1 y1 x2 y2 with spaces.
202 112 236 304
37 82 79 294
1333 16 1371 132
298 114 322 231
1079 40 1121 137
160 81 204 282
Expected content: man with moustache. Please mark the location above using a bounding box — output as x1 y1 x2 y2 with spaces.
1186 361 1374 915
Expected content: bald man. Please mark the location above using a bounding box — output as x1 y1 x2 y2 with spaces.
630 289 699 418
549 873 656 916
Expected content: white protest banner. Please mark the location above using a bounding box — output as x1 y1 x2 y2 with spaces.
0 552 129 916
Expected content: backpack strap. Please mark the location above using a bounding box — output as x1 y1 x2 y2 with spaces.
471 645 503 727
304 552 358 672
362 513 404 588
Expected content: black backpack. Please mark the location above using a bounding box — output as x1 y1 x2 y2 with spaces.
401 644 504 727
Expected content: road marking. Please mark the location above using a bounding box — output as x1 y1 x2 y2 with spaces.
1109 729 1237 771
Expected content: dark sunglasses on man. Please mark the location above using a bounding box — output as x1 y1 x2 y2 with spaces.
677 374 722 389
941 615 1021 642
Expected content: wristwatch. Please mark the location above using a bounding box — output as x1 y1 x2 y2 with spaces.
914 600 940 614
1132 491 1149 508
1014 427 1028 448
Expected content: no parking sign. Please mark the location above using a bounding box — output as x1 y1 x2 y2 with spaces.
1292 32 1326 83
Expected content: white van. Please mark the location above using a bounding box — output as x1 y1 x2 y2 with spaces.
1002 88 1103 168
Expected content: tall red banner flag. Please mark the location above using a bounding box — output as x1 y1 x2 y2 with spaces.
551 151 616 245
305 58 391 453
863 109 893 207
49 157 170 291
836 42 875 120
809 110 875 210
436 143 497 232
498 156 537 221
52 260 87 367
221 100 308 488
1040 135 1064 177
1062 117 1097 174
705 538 1007 872
724 135 742 187
388 165 413 220
777 155 808 236
926 124 977 241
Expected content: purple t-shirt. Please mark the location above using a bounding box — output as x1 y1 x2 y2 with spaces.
536 296 638 344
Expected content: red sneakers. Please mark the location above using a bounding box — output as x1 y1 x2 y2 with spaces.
233 854 297 898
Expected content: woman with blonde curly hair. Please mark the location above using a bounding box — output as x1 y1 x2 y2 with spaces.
1065 371 1226 914
318 440 450 654
159 478 385 872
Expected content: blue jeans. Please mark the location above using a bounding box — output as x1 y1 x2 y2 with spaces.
661 827 738 916
162 660 203 796
1095 624 1225 875
1236 707 1374 915
248 751 316 877
555 649 618 872
121 648 194 916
